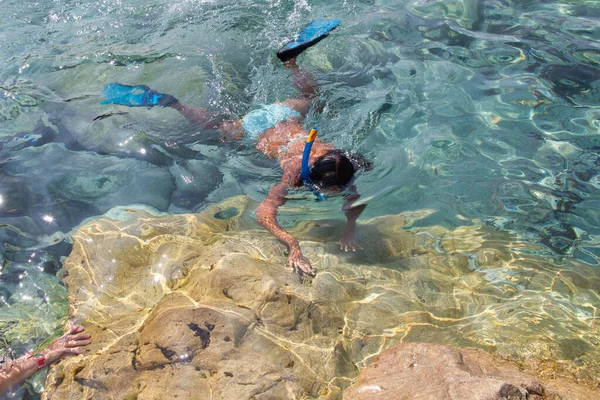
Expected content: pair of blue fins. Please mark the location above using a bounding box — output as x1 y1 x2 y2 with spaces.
101 19 341 107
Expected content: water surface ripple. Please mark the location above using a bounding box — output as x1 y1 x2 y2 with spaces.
1 0 599 397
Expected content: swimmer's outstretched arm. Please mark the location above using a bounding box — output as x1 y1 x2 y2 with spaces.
256 178 315 276
0 325 91 395
338 190 366 252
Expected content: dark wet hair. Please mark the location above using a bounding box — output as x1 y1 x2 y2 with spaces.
308 150 373 187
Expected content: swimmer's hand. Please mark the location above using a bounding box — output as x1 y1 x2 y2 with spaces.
45 324 92 363
289 248 315 276
338 229 363 252
340 192 366 252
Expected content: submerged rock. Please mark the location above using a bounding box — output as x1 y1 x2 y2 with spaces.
43 197 600 399
1 143 175 230
169 159 223 210
344 342 599 400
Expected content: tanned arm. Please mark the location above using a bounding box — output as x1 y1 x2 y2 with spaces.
0 325 91 395
256 178 314 276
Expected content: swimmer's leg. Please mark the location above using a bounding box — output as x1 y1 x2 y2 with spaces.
171 102 229 130
281 57 321 117
277 19 341 62
285 58 318 99
176 56 319 137
171 102 244 141
102 87 243 141
276 20 341 115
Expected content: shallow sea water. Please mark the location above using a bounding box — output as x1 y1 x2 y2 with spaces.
1 0 600 398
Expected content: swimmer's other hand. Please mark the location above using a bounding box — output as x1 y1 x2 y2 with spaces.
338 230 363 252
289 248 315 276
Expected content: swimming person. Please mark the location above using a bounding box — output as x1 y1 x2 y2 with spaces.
101 19 372 276
0 324 91 395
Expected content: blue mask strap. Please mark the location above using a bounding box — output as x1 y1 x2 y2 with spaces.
301 127 327 201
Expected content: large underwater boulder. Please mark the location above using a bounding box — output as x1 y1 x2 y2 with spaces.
344 342 599 400
42 196 600 399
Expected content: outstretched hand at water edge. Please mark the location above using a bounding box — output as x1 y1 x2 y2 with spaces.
0 324 91 395
45 324 92 361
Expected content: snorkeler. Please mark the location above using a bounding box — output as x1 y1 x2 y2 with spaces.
101 19 372 276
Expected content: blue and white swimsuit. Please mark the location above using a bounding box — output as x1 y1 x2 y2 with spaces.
241 104 301 139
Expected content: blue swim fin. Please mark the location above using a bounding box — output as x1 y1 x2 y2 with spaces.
100 83 178 107
277 19 341 62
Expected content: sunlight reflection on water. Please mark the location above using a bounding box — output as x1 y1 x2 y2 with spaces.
1 0 600 397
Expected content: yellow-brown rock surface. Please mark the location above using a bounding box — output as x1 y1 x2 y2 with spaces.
43 196 600 399
344 342 600 400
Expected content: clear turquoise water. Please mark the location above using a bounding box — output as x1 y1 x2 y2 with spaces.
1 0 600 397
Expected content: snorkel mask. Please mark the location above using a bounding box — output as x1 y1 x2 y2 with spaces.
301 127 328 201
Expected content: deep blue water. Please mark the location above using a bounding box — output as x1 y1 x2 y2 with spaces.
1 0 600 397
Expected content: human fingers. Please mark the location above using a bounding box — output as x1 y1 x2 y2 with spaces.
291 257 308 274
70 333 91 341
289 251 315 277
298 260 316 276
66 339 92 348
341 243 351 252
295 257 309 272
66 348 87 355
349 242 362 252
298 264 311 275
68 325 85 334
348 241 363 252
289 259 302 275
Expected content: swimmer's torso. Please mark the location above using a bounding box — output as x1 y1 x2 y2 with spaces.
255 120 335 186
